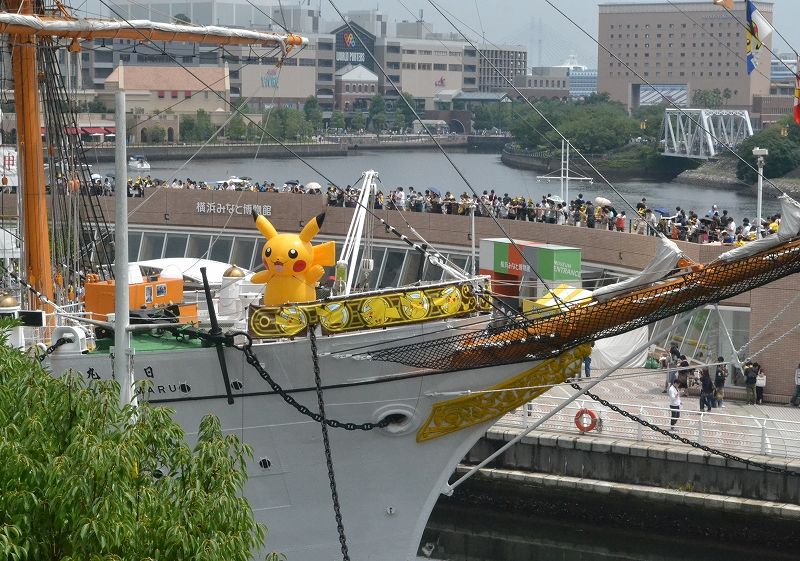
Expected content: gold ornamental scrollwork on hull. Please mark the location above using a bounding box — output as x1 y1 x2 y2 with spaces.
247 280 491 338
416 345 590 443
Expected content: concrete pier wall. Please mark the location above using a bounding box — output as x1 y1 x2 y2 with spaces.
468 428 800 505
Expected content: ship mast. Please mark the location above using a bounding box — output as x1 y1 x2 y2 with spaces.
2 6 306 309
8 0 53 306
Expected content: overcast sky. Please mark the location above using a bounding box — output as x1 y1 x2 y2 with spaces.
319 0 800 67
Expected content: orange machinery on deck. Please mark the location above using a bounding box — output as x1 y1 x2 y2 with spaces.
84 275 198 322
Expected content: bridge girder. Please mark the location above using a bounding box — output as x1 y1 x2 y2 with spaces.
660 108 753 159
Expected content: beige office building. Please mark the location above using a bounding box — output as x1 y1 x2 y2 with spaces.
597 1 772 110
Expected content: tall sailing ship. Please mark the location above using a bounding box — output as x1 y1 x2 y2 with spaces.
4 2 800 560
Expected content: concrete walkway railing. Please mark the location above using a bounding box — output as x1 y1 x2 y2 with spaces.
495 396 800 460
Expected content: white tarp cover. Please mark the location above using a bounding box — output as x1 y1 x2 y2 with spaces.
592 236 683 299
590 326 650 369
718 194 800 262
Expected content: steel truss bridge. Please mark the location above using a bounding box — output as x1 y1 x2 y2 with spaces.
660 108 753 159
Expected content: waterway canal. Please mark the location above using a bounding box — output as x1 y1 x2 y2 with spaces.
108 150 782 224
422 482 800 561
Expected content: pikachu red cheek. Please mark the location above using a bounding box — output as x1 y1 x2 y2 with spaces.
293 260 307 273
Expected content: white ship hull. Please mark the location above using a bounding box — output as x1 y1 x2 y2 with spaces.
48 316 538 560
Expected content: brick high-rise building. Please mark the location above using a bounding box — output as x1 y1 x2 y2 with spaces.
597 1 772 110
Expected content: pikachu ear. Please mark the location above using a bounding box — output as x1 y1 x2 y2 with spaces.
299 212 325 243
252 209 278 240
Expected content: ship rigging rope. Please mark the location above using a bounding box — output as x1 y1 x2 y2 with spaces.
430 0 793 208
713 0 800 70
92 0 469 286
0 261 67 314
85 0 503 290
535 0 791 199
309 327 351 561
428 0 654 231
325 0 567 310
570 380 800 478
663 0 775 85
734 291 800 360
363 238 800 371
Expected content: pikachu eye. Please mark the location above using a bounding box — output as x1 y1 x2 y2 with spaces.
288 249 299 259
265 247 272 257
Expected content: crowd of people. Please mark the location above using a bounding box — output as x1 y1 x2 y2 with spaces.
356 187 779 247
97 176 780 247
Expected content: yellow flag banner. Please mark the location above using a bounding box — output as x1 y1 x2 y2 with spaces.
248 281 492 338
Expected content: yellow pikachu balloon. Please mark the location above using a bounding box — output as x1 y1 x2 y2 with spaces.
251 210 336 306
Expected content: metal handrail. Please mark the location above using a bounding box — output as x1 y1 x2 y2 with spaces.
497 396 800 459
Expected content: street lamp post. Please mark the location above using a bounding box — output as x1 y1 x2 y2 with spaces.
752 146 768 240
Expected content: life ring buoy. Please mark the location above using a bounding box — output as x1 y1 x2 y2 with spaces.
574 408 598 433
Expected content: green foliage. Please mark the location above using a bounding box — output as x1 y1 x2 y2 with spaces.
74 99 112 113
180 109 216 142
173 12 191 24
369 95 386 131
559 104 636 153
195 109 216 140
472 103 518 132
394 92 418 127
509 98 644 153
736 120 800 183
179 114 196 141
371 112 386 132
368 94 386 116
0 321 269 561
329 111 345 131
692 88 724 109
392 111 406 132
303 96 323 131
351 112 366 132
147 124 166 143
631 103 668 138
261 107 313 141
226 110 247 141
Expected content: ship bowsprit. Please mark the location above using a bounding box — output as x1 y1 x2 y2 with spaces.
362 238 800 371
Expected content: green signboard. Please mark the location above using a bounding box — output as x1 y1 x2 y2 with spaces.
537 247 581 281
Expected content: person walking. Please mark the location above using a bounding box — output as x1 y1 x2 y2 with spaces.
583 342 594 378
668 378 681 432
744 361 758 405
660 355 671 393
755 364 767 405
791 363 800 406
699 368 714 412
713 358 727 408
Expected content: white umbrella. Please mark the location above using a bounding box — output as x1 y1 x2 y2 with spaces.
306 181 322 192
547 195 564 204
594 196 611 207
91 173 103 180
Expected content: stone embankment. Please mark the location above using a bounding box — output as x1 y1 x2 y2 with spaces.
678 155 800 194
676 156 743 187
83 135 475 163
